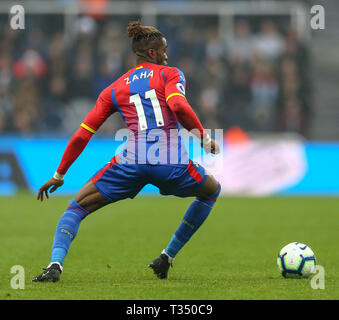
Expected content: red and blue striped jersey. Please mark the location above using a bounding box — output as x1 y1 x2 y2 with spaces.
111 62 186 132
81 62 189 164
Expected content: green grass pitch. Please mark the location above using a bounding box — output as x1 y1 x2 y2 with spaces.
1 193 338 300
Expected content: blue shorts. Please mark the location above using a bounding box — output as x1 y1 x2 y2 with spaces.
91 156 207 203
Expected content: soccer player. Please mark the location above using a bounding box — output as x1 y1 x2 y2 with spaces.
33 21 221 282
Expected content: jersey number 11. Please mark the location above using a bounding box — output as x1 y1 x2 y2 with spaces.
130 89 164 130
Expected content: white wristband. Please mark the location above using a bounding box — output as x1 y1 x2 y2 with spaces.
202 134 211 146
53 171 65 181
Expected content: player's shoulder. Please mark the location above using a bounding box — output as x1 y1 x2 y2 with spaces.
162 65 186 82
136 63 183 78
162 65 184 74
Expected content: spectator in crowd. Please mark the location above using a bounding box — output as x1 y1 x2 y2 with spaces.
252 19 284 62
249 56 279 131
42 74 68 132
12 76 41 133
197 86 220 130
222 64 252 130
0 53 13 132
277 28 312 137
226 19 254 66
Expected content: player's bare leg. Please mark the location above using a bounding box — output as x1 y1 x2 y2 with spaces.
74 179 110 213
195 174 220 199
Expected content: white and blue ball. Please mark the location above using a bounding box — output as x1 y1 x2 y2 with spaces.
277 242 316 278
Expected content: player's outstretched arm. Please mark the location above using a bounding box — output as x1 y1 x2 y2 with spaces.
36 86 116 202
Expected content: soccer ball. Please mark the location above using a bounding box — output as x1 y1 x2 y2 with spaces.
277 242 316 278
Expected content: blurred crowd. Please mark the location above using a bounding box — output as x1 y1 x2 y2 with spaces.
0 13 313 137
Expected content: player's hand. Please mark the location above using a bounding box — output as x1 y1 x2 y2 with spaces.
37 178 64 202
202 139 220 155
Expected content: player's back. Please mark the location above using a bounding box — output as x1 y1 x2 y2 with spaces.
111 62 188 165
111 62 185 132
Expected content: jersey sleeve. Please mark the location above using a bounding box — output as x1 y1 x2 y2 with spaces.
164 67 187 104
81 85 117 134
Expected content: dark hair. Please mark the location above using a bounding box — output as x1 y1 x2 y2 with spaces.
127 20 164 56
